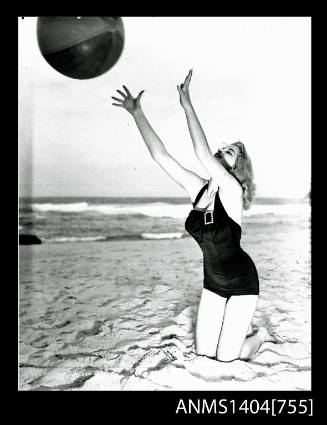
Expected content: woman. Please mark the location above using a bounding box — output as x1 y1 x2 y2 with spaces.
112 70 272 362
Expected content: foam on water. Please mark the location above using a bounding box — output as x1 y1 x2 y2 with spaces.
243 203 310 217
46 236 107 243
31 200 310 218
32 202 89 213
45 233 187 243
32 201 189 218
141 232 184 240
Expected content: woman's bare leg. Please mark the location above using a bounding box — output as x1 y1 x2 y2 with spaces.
216 295 258 362
196 288 227 358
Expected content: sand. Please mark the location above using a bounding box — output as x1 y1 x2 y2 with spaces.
19 219 311 391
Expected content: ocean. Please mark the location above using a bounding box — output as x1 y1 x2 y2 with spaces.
19 196 311 244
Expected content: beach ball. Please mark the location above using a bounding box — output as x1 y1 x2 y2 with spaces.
37 16 124 79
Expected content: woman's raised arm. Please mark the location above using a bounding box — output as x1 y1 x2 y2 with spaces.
112 86 207 202
178 70 236 189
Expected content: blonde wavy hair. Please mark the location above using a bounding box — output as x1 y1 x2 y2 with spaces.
229 141 256 210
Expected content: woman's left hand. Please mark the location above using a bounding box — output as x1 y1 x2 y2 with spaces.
177 69 193 109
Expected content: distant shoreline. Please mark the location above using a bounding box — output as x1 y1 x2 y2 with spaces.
19 196 310 205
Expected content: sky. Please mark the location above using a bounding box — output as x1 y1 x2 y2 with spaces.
18 17 311 198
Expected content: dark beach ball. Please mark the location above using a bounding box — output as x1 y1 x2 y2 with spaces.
37 16 124 79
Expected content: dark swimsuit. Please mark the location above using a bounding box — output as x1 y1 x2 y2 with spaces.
185 182 259 298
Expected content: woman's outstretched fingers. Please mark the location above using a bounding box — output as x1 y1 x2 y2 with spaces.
111 96 123 102
136 90 145 101
112 86 143 115
116 89 126 98
184 70 192 86
123 85 132 97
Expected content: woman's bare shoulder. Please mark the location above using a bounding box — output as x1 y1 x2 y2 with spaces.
218 180 243 224
220 175 242 193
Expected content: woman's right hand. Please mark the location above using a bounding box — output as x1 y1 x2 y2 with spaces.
177 69 193 109
112 86 145 116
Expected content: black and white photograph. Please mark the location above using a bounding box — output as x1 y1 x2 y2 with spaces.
19 16 311 393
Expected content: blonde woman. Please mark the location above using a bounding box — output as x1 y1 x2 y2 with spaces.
112 70 271 362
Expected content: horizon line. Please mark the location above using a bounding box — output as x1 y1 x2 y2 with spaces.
19 194 309 200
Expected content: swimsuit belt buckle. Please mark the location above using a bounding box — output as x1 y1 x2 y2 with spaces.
204 210 214 225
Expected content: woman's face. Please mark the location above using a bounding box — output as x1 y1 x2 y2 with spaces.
214 144 241 169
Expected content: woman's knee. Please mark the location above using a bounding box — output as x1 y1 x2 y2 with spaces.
216 345 241 362
216 354 238 362
197 352 216 360
196 347 238 362
196 344 217 358
196 346 238 362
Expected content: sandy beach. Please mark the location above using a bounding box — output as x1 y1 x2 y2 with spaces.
19 217 311 391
